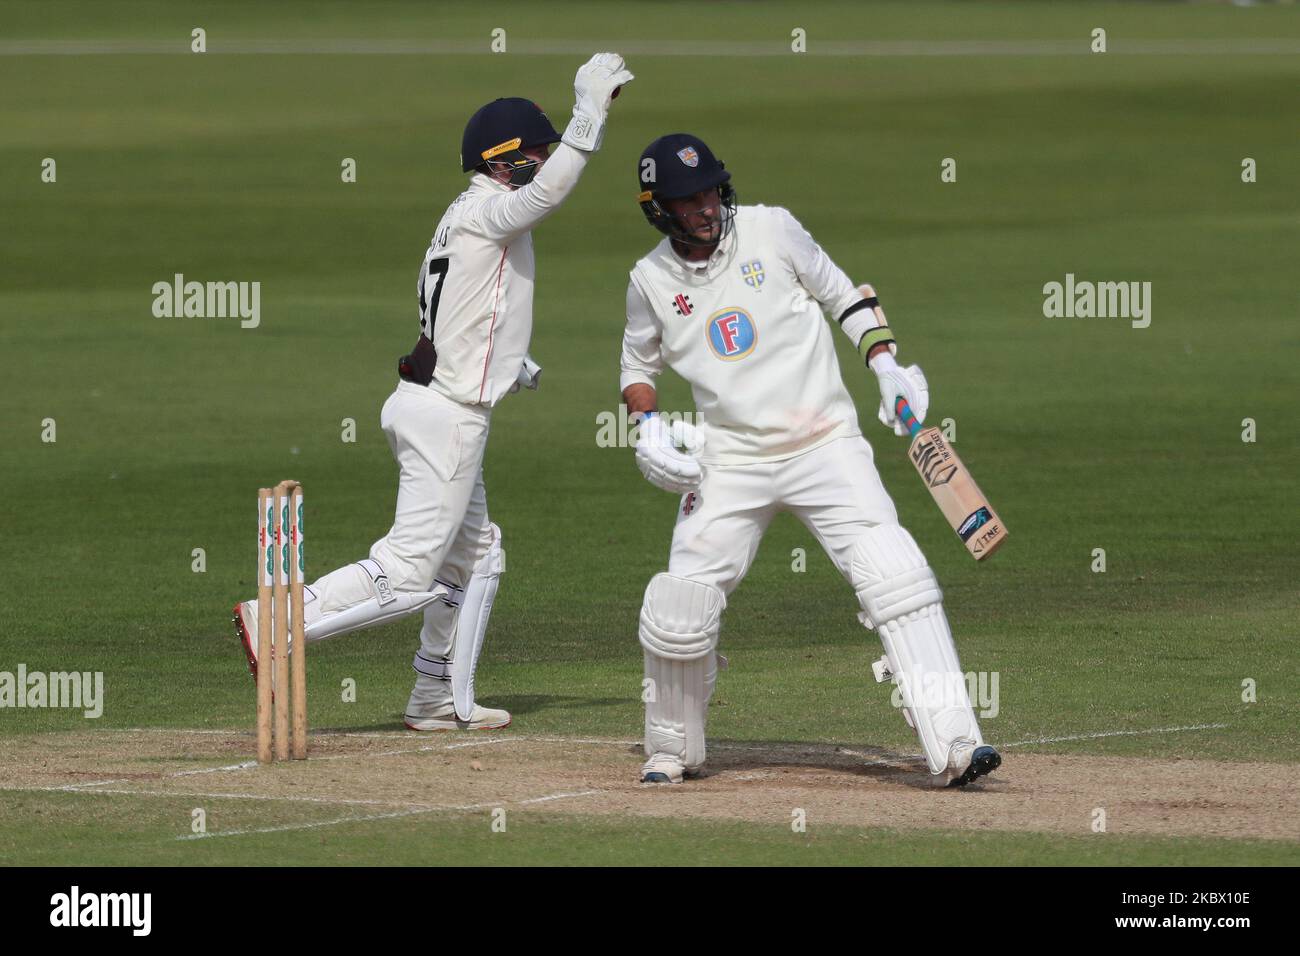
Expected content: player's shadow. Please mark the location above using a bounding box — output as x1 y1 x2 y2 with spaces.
475 694 628 717
320 695 628 732
684 737 948 790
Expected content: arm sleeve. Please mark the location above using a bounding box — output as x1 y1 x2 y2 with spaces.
775 206 864 332
619 276 664 392
468 144 590 242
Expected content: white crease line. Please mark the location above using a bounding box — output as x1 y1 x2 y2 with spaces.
178 788 605 841
36 759 261 792
105 728 639 747
442 737 523 751
1002 723 1229 748
304 736 520 762
109 728 244 736
517 789 602 805
305 734 636 762
834 747 922 767
164 760 259 777
175 803 490 840
7 735 626 795
60 778 130 791
8 785 419 807
309 732 636 746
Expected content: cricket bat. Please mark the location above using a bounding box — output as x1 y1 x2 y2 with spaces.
894 397 1007 560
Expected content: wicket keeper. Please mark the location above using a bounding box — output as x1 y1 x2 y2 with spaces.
234 54 634 730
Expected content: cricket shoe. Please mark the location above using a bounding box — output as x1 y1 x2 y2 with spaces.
232 601 259 681
404 703 512 731
944 744 1001 788
639 753 702 784
232 600 298 682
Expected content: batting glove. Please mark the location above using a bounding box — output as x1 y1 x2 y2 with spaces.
634 414 704 494
872 354 929 436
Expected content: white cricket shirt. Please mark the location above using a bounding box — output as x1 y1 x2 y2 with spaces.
418 144 588 407
620 204 867 464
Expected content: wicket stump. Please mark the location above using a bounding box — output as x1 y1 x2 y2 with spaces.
256 480 307 763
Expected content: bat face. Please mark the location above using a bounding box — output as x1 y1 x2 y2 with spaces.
907 425 1008 560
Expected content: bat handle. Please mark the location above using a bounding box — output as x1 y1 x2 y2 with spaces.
895 397 923 439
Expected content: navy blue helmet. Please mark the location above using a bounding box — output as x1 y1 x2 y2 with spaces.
461 97 561 186
636 133 736 245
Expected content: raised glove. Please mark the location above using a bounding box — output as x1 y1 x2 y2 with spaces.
562 52 634 153
634 415 704 494
871 353 929 436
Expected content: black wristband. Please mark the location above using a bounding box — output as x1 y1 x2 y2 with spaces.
837 297 878 325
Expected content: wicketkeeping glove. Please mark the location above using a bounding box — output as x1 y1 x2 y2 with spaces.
634 415 704 494
562 52 634 153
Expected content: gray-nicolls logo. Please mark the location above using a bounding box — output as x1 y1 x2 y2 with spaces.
49 886 151 936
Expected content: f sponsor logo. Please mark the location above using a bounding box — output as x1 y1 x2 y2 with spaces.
705 307 757 361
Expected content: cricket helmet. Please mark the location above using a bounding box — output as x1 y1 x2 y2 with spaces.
636 133 736 246
461 97 561 187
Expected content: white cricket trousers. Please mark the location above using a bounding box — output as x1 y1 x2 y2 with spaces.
668 435 898 592
306 381 495 625
653 433 988 780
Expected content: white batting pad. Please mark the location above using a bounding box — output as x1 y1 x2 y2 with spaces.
451 523 505 720
851 524 983 775
303 560 441 642
639 574 724 770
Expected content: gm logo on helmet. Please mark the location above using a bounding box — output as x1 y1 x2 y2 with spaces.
706 308 757 361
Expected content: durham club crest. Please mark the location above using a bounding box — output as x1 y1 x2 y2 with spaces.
676 146 699 167
740 260 765 289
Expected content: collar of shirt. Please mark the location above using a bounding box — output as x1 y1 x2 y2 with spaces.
666 225 737 279
470 171 512 194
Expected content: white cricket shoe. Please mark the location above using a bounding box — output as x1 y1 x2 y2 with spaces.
232 601 260 681
404 703 512 731
640 752 688 784
233 600 299 682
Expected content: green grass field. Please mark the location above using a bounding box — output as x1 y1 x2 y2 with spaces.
1 0 1297 865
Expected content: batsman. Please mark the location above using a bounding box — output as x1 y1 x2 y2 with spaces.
233 54 634 730
620 133 1001 786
